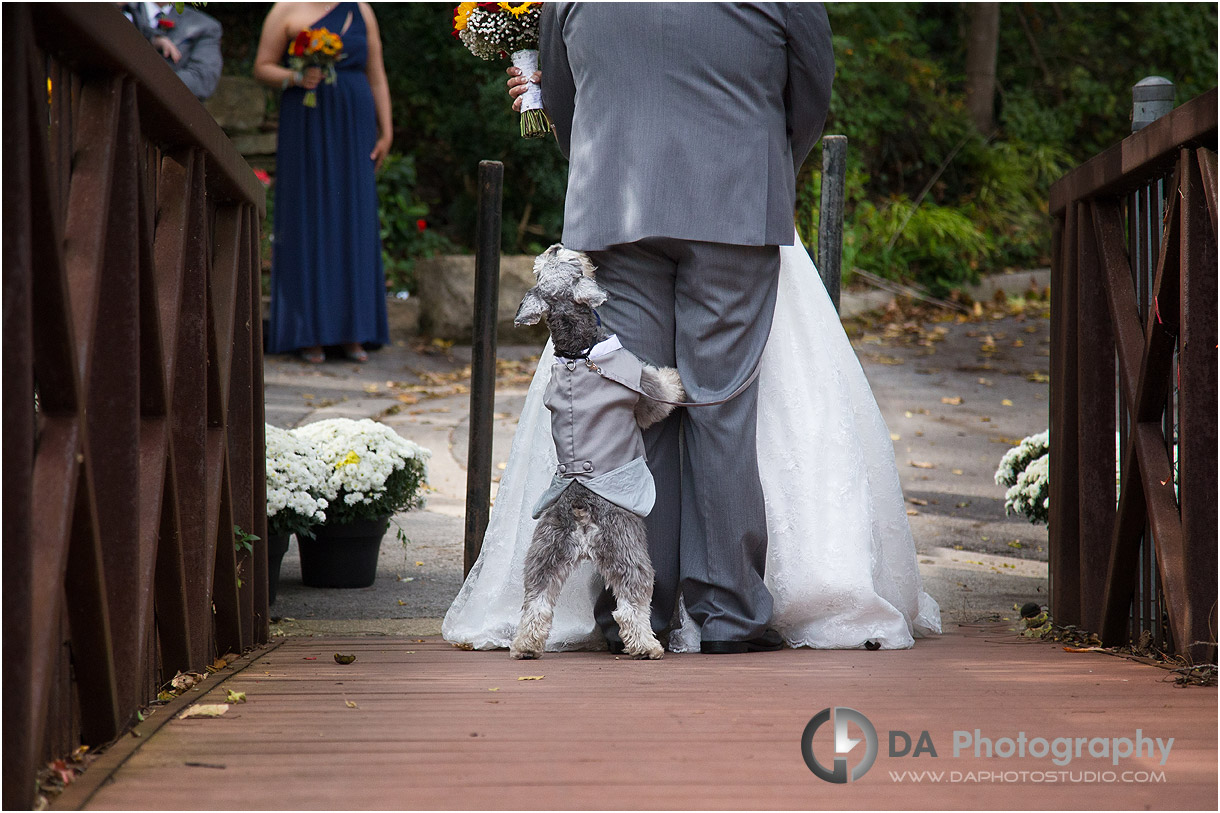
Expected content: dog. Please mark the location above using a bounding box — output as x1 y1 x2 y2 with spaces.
509 244 685 660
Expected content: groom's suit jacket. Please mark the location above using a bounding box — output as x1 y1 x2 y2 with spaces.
130 3 223 100
540 2 834 252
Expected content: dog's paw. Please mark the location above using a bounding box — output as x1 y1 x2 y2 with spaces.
509 646 542 660
629 645 664 660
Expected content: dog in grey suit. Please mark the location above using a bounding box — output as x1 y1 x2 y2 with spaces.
509 245 684 660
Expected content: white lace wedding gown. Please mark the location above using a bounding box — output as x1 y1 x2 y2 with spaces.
442 234 941 651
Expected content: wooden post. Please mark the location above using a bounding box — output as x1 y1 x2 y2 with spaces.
817 135 847 313
464 161 503 576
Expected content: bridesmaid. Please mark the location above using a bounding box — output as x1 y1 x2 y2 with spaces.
253 2 393 363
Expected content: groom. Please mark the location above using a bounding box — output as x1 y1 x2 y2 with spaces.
528 3 834 653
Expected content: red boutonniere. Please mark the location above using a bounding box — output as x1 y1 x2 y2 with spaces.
157 17 175 29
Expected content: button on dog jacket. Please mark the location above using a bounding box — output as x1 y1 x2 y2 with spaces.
531 336 656 519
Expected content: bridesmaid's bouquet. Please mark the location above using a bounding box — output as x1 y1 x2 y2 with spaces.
452 2 551 138
288 27 345 108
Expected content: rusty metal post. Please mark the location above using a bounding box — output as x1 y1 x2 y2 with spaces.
817 135 847 313
464 161 503 576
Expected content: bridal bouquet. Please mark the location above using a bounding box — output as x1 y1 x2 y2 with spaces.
288 26 345 108
452 2 551 138
265 424 330 538
293 418 431 525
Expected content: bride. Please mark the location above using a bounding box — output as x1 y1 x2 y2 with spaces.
442 232 942 652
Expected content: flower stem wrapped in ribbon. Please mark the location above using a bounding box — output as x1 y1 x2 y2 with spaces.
287 26 345 108
453 2 551 138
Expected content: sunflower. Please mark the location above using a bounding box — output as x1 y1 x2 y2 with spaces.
453 2 478 32
497 2 538 17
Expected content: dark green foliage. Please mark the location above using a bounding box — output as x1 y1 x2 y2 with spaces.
796 2 1215 292
377 153 456 293
216 2 1215 294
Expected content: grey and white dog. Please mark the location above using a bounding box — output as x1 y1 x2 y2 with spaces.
509 245 684 660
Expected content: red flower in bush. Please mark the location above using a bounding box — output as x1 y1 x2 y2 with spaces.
416 219 427 232
290 30 311 57
253 169 272 186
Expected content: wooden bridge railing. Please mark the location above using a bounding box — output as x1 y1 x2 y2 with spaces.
2 4 267 807
1048 88 1217 663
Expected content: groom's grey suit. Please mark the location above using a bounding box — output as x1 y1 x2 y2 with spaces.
540 3 834 644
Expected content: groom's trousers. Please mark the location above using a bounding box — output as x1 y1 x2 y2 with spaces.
585 237 781 643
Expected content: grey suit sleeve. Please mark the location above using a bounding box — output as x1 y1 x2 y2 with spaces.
784 3 835 175
174 13 223 101
539 3 576 159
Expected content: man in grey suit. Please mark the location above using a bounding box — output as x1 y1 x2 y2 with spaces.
525 3 834 653
123 2 222 100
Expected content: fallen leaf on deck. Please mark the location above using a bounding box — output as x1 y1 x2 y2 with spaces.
908 497 928 506
303 657 316 660
488 687 500 692
226 690 246 704
941 396 963 405
397 599 406 606
951 468 964 475
517 676 545 681
179 704 228 719
1001 399 1014 406
334 654 356 665
345 700 358 709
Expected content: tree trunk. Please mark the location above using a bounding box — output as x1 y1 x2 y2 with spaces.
965 2 1000 134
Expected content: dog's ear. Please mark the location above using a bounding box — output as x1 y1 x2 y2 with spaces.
533 244 563 281
571 276 608 308
515 290 549 326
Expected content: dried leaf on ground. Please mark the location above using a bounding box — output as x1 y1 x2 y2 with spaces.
517 676 545 681
334 653 356 665
941 396 963 405
179 704 228 719
1001 399 1014 406
908 497 928 506
226 690 247 704
345 700 359 709
909 460 935 469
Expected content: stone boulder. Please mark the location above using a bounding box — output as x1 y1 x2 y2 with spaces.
415 255 548 344
205 76 267 132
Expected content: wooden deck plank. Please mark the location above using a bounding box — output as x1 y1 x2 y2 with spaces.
72 625 1216 811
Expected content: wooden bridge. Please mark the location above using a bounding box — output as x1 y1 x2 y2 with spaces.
3 4 1216 810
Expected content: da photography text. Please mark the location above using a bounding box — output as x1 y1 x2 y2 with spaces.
801 707 1175 784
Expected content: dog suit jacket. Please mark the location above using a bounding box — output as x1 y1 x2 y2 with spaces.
531 335 656 519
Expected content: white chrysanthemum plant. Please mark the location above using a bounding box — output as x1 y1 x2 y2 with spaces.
995 430 1049 526
266 423 330 538
292 418 431 527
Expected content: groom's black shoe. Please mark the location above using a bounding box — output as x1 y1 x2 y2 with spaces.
700 629 784 654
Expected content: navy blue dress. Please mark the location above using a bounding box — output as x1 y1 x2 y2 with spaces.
268 3 388 353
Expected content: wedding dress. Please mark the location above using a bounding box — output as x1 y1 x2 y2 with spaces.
442 234 942 651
